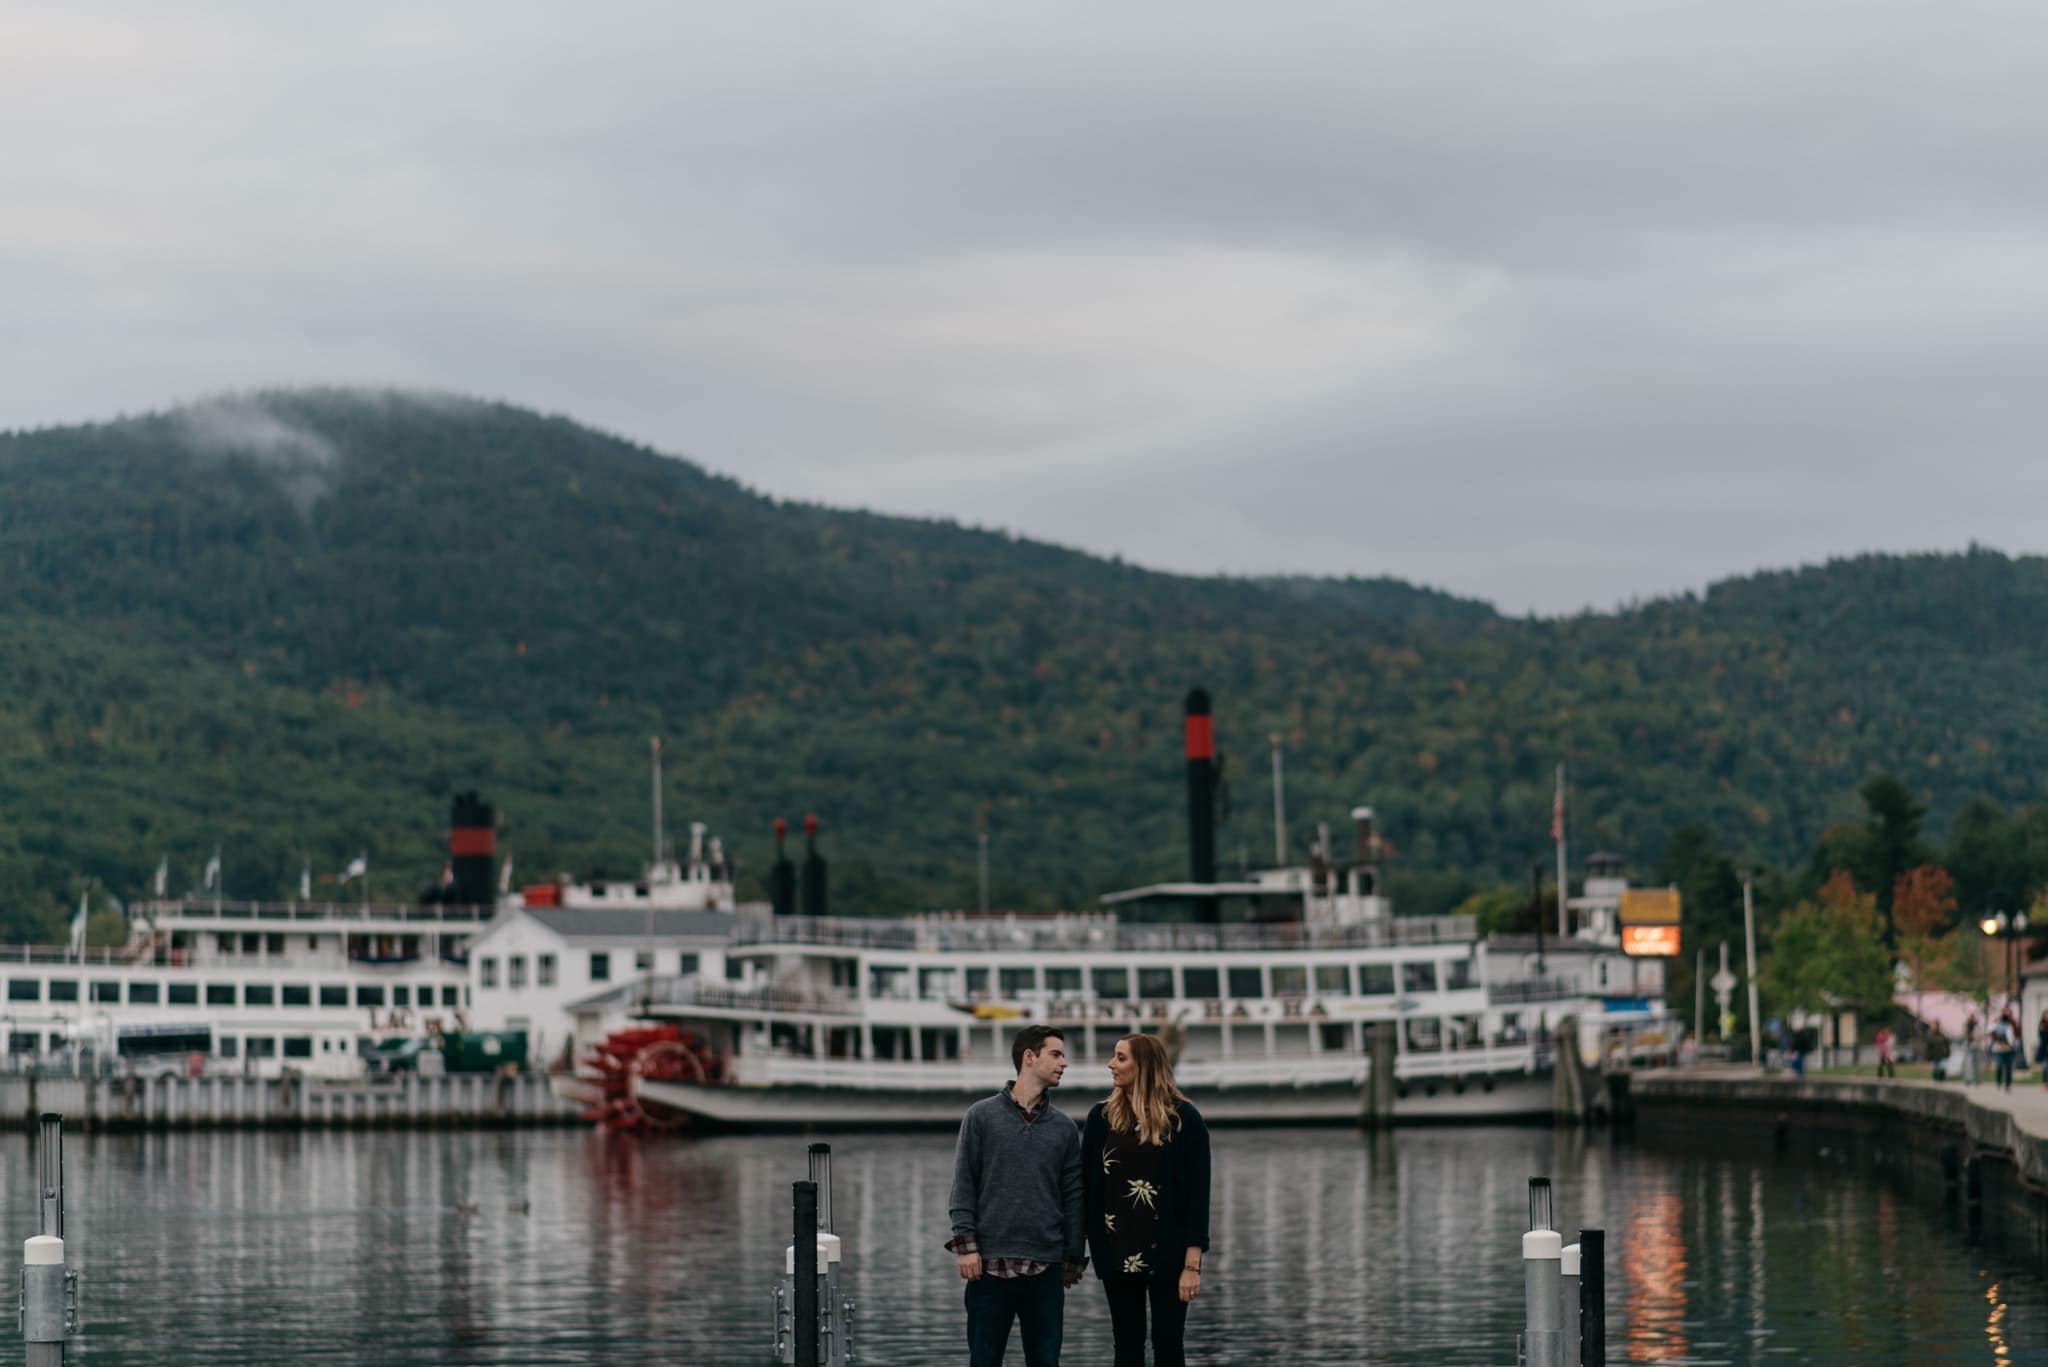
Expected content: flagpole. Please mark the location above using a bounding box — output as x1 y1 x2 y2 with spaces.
1554 763 1569 938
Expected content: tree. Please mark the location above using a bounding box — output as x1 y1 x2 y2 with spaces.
1762 872 1896 1053
1860 773 1932 918
1892 865 1974 1008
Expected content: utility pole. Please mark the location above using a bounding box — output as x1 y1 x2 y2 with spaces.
1742 873 1762 1067
1270 734 1287 867
977 831 989 914
1532 862 1547 977
1694 946 1704 1048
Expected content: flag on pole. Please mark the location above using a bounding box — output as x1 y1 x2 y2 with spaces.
1550 774 1565 844
340 853 368 883
203 849 221 891
70 889 89 957
499 853 513 895
152 857 169 898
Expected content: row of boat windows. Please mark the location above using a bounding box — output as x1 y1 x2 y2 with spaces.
2 1030 338 1059
859 958 1477 1002
3 979 469 1009
477 951 728 989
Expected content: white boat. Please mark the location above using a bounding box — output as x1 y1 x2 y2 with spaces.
631 811 1676 1129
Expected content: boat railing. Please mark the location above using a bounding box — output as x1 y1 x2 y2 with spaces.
638 978 861 1018
725 1044 1542 1092
731 914 1478 955
130 899 495 924
1486 975 1583 1006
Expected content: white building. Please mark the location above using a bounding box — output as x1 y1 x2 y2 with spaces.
466 906 755 1065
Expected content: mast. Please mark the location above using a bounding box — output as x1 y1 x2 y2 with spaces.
651 735 664 868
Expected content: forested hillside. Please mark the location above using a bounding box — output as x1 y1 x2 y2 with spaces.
3 389 2045 942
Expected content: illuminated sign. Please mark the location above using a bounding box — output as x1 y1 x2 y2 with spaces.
1622 925 1681 957
1619 888 1681 925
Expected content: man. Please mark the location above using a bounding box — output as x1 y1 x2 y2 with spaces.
947 1024 1085 1366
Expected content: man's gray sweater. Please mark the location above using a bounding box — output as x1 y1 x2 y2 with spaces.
947 1086 1084 1264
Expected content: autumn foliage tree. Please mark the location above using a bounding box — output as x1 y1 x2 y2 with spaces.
1763 871 1897 1046
1892 864 1974 1006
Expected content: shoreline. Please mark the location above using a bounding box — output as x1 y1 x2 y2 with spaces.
1632 1067 2048 1254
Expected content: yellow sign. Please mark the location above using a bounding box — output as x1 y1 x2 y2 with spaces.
1622 925 1681 957
1619 888 1681 925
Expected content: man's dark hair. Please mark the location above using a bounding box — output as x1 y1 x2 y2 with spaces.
1011 1025 1066 1072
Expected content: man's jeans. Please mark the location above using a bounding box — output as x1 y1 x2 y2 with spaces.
965 1267 1065 1367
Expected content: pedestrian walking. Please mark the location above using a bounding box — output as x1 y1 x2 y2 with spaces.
1990 1012 2017 1091
1874 1025 1895 1080
2036 1011 2048 1089
1081 1034 1212 1367
1963 1013 1981 1085
946 1025 1086 1367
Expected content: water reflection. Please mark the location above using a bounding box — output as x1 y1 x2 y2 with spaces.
2 1125 2041 1364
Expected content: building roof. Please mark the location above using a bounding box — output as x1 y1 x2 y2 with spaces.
522 907 744 943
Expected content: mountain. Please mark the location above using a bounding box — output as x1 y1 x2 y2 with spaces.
1 388 2043 939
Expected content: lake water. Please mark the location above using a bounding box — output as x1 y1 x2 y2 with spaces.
9 1121 2045 1364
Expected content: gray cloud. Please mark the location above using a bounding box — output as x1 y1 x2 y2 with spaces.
4 2 2047 611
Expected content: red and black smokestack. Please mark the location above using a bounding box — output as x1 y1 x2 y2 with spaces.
1185 688 1217 885
801 813 828 918
770 818 797 917
448 792 496 907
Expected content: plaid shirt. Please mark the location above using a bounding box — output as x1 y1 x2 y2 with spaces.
946 1085 1087 1280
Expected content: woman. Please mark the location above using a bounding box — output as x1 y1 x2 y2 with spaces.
1082 1033 1211 1367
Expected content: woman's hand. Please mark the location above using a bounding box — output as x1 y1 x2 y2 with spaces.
1178 1266 1201 1303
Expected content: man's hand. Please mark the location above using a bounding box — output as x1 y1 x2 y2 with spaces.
956 1252 983 1281
1063 1268 1084 1289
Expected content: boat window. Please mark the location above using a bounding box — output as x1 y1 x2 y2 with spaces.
673 954 693 979
241 934 260 955
1045 967 1083 996
964 967 990 998
510 956 529 988
1445 957 1475 990
1320 1023 1350 1052
1227 967 1264 999
442 986 464 1007
999 967 1037 997
1091 966 1130 1000
872 1027 912 1060
869 965 912 999
219 1036 239 1059
282 1037 313 1059
266 934 285 955
7 980 38 1002
1358 963 1395 995
130 983 161 1004
282 985 311 1007
169 983 199 1005
918 967 955 1000
724 959 744 982
1138 967 1176 1000
206 984 235 1006
1315 965 1350 996
48 980 78 1004
480 958 499 989
1182 967 1220 999
633 952 653 973
1271 966 1308 998
357 986 386 1008
1402 961 1438 994
247 1037 277 1059
246 984 275 1007
920 1028 961 1061
92 981 121 1003
589 952 611 983
1404 1017 1442 1052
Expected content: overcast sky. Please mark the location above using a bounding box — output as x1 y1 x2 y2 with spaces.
6 2 2047 613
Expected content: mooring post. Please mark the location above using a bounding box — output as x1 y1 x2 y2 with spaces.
1579 1227 1605 1367
1560 1241 1582 1367
24 1112 75 1365
1522 1178 1563 1367
808 1143 833 1233
793 1181 819 1367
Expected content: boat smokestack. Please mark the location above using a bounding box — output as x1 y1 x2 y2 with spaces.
448 792 496 907
770 818 797 917
1185 688 1217 885
801 813 828 918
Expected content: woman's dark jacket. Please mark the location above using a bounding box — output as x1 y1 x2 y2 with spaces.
1080 1098 1211 1282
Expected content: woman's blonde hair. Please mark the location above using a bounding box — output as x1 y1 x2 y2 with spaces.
1104 1033 1188 1146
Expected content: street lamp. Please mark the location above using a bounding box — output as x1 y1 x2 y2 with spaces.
1979 910 2030 1015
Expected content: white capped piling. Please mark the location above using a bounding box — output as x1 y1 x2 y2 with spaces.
1522 1178 1563 1367
776 1152 854 1367
1560 1242 1581 1367
22 1113 76 1365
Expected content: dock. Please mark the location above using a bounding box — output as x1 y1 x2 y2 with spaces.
0 1072 583 1131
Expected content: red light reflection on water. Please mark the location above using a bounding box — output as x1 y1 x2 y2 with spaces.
1623 1191 1689 1363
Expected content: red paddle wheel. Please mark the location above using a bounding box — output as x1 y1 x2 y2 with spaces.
579 1024 724 1132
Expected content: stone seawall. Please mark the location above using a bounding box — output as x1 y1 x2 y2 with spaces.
0 1072 583 1131
1632 1072 2048 1262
